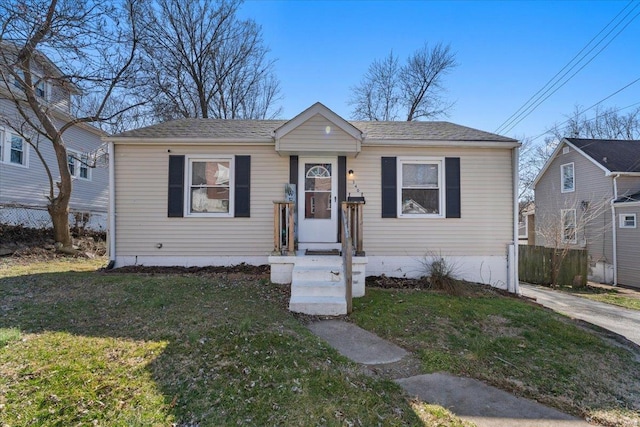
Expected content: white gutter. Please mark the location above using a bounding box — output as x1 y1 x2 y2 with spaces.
108 141 116 267
610 174 620 285
511 146 520 294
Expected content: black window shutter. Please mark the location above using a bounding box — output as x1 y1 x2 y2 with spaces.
168 155 184 217
234 155 251 217
289 155 298 205
445 157 461 218
381 157 397 218
337 156 346 240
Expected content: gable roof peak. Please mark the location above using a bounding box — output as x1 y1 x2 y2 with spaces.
274 102 364 141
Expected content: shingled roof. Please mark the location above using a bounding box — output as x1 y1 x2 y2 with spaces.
111 118 516 143
567 138 640 173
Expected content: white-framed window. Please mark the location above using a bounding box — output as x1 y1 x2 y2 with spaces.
185 155 233 217
561 209 577 244
397 157 444 217
67 150 91 180
12 69 48 101
561 163 574 193
0 128 4 162
8 134 27 166
619 213 637 229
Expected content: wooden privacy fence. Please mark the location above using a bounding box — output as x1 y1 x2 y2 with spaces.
519 245 588 286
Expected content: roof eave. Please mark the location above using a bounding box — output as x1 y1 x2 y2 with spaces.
363 139 520 148
104 136 274 144
605 171 640 177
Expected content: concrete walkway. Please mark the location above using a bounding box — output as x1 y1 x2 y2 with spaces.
520 283 640 346
308 320 590 427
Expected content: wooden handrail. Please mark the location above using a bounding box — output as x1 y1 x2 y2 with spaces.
341 203 353 314
341 201 364 256
273 201 295 255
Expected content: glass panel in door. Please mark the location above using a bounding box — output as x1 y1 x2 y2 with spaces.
304 163 332 219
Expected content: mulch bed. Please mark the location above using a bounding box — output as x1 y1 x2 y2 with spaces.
103 263 271 275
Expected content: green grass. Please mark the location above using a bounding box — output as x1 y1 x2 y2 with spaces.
351 287 640 427
5 259 639 426
561 285 640 311
1 259 441 426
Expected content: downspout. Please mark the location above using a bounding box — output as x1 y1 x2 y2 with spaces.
107 141 116 269
611 174 619 285
511 146 520 294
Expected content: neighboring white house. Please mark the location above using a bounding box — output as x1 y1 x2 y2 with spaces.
533 137 640 288
105 103 520 315
0 42 108 231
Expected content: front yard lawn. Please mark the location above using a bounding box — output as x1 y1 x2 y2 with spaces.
0 259 441 426
351 287 640 426
1 258 639 426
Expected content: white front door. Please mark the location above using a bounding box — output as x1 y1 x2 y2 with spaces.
298 157 338 243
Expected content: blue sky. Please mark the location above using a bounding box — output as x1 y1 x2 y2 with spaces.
238 0 640 142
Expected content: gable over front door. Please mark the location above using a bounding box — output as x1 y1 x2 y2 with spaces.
298 157 338 243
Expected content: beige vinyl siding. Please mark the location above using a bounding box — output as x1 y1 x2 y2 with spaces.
0 99 107 212
346 146 514 256
278 114 358 154
114 143 288 257
616 176 640 198
616 205 640 288
534 142 613 263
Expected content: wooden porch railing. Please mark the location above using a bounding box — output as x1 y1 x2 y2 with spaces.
273 201 295 255
340 201 364 314
341 201 364 256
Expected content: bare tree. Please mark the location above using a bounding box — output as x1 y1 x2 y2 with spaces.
535 195 609 286
548 105 640 140
349 51 401 121
349 43 457 121
137 0 282 121
0 0 144 251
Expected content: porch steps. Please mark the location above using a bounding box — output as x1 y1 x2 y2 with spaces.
289 256 347 316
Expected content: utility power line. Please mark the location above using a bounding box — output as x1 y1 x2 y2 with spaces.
495 0 640 135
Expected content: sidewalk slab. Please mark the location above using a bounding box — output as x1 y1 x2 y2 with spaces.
396 373 590 427
307 320 408 364
308 320 591 427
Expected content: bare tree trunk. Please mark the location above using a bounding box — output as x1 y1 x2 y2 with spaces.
48 198 72 247
48 139 73 248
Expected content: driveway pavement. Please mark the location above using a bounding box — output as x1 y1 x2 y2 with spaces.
520 283 640 346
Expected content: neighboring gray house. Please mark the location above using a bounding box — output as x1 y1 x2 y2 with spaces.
533 138 640 288
0 43 108 230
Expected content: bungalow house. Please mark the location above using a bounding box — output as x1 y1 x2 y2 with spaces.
533 138 640 288
105 103 520 314
0 42 108 231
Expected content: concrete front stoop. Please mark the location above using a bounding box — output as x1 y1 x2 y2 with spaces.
289 256 347 316
268 253 368 316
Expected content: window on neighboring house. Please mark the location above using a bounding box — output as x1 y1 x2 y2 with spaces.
9 134 26 166
67 150 91 180
35 79 46 99
561 209 577 243
619 213 637 229
398 158 444 217
67 153 76 176
0 129 4 162
12 69 47 100
186 156 233 216
561 163 574 193
12 69 24 91
79 154 89 179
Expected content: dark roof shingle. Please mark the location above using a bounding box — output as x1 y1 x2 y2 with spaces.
567 138 640 173
112 118 517 143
